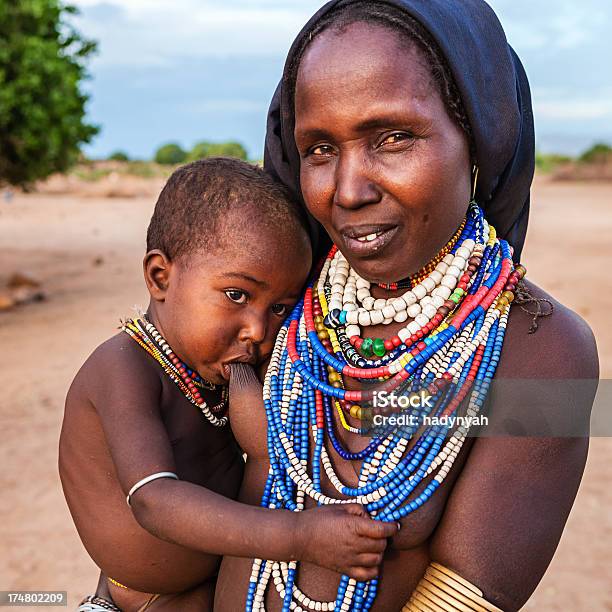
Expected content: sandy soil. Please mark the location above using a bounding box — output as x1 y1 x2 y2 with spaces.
0 177 610 610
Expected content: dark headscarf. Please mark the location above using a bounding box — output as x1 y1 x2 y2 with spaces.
264 0 535 260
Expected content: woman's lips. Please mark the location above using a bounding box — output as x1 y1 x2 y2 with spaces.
340 225 399 257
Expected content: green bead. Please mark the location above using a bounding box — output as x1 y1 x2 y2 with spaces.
455 288 465 297
361 337 374 357
450 293 461 304
373 337 386 357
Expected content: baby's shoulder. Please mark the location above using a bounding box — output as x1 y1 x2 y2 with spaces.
67 331 162 410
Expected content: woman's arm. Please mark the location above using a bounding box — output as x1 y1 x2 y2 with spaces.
428 290 599 610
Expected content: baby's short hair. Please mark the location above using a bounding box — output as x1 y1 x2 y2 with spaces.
146 157 309 260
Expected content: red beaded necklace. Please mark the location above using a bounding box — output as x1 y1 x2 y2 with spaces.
122 317 228 426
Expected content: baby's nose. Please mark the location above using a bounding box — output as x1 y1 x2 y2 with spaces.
239 313 267 345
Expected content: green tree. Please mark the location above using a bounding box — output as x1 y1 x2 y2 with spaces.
579 142 612 163
108 150 129 162
187 140 213 161
188 140 248 161
535 151 572 173
154 142 187 165
0 0 98 186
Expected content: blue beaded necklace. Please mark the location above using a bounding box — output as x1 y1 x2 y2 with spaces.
246 205 524 611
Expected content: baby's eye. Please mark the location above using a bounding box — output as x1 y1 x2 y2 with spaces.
225 289 248 304
272 303 289 316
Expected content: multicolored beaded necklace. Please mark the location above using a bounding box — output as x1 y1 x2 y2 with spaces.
376 217 465 291
246 202 525 612
122 317 228 427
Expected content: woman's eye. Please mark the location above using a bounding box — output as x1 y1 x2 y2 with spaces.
272 303 288 316
380 132 412 146
225 289 248 304
308 144 334 156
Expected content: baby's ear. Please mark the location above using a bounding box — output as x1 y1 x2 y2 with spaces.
143 250 172 301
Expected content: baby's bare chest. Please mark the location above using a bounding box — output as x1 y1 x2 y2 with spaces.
159 380 244 496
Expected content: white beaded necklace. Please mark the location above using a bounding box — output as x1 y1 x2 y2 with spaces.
246 204 519 611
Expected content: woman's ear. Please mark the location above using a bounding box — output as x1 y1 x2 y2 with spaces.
143 250 172 301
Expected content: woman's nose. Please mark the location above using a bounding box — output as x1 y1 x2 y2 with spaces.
333 150 381 209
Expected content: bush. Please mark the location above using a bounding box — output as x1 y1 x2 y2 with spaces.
535 151 572 173
187 141 213 161
0 0 99 186
188 140 248 161
108 151 129 162
154 143 187 165
579 142 612 164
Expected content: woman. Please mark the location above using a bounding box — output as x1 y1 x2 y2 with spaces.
215 1 599 610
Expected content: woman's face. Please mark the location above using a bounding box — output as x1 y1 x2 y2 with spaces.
294 22 471 283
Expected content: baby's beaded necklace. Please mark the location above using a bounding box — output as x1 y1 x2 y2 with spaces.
246 203 525 611
122 317 228 427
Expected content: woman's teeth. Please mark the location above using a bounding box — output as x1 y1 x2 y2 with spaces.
356 232 382 242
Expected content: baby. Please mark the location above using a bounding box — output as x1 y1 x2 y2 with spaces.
59 158 395 611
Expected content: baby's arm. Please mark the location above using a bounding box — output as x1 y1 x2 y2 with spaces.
90 339 395 581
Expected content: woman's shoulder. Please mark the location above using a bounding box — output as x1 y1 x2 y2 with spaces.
499 278 599 380
488 278 599 436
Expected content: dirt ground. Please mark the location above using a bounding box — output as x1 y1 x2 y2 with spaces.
0 177 610 610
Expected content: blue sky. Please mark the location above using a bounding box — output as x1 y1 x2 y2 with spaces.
70 0 612 160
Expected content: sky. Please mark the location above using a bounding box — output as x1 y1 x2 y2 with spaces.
69 0 612 160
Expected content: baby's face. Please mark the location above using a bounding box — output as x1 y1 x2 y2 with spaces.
159 229 311 385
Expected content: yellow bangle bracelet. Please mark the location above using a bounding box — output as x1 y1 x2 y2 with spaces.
402 562 505 612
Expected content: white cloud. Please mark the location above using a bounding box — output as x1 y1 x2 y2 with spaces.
533 84 612 121
488 0 609 51
535 98 612 121
71 0 325 67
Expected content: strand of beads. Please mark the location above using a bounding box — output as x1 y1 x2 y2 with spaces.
325 204 482 360
245 205 525 611
376 217 466 291
122 317 228 426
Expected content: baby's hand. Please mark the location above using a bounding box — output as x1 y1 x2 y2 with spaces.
295 504 397 581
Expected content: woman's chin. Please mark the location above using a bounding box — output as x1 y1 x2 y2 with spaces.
338 249 414 285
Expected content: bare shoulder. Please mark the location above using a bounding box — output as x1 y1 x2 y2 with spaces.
500 278 599 380
429 280 600 609
488 279 600 434
67 331 162 412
